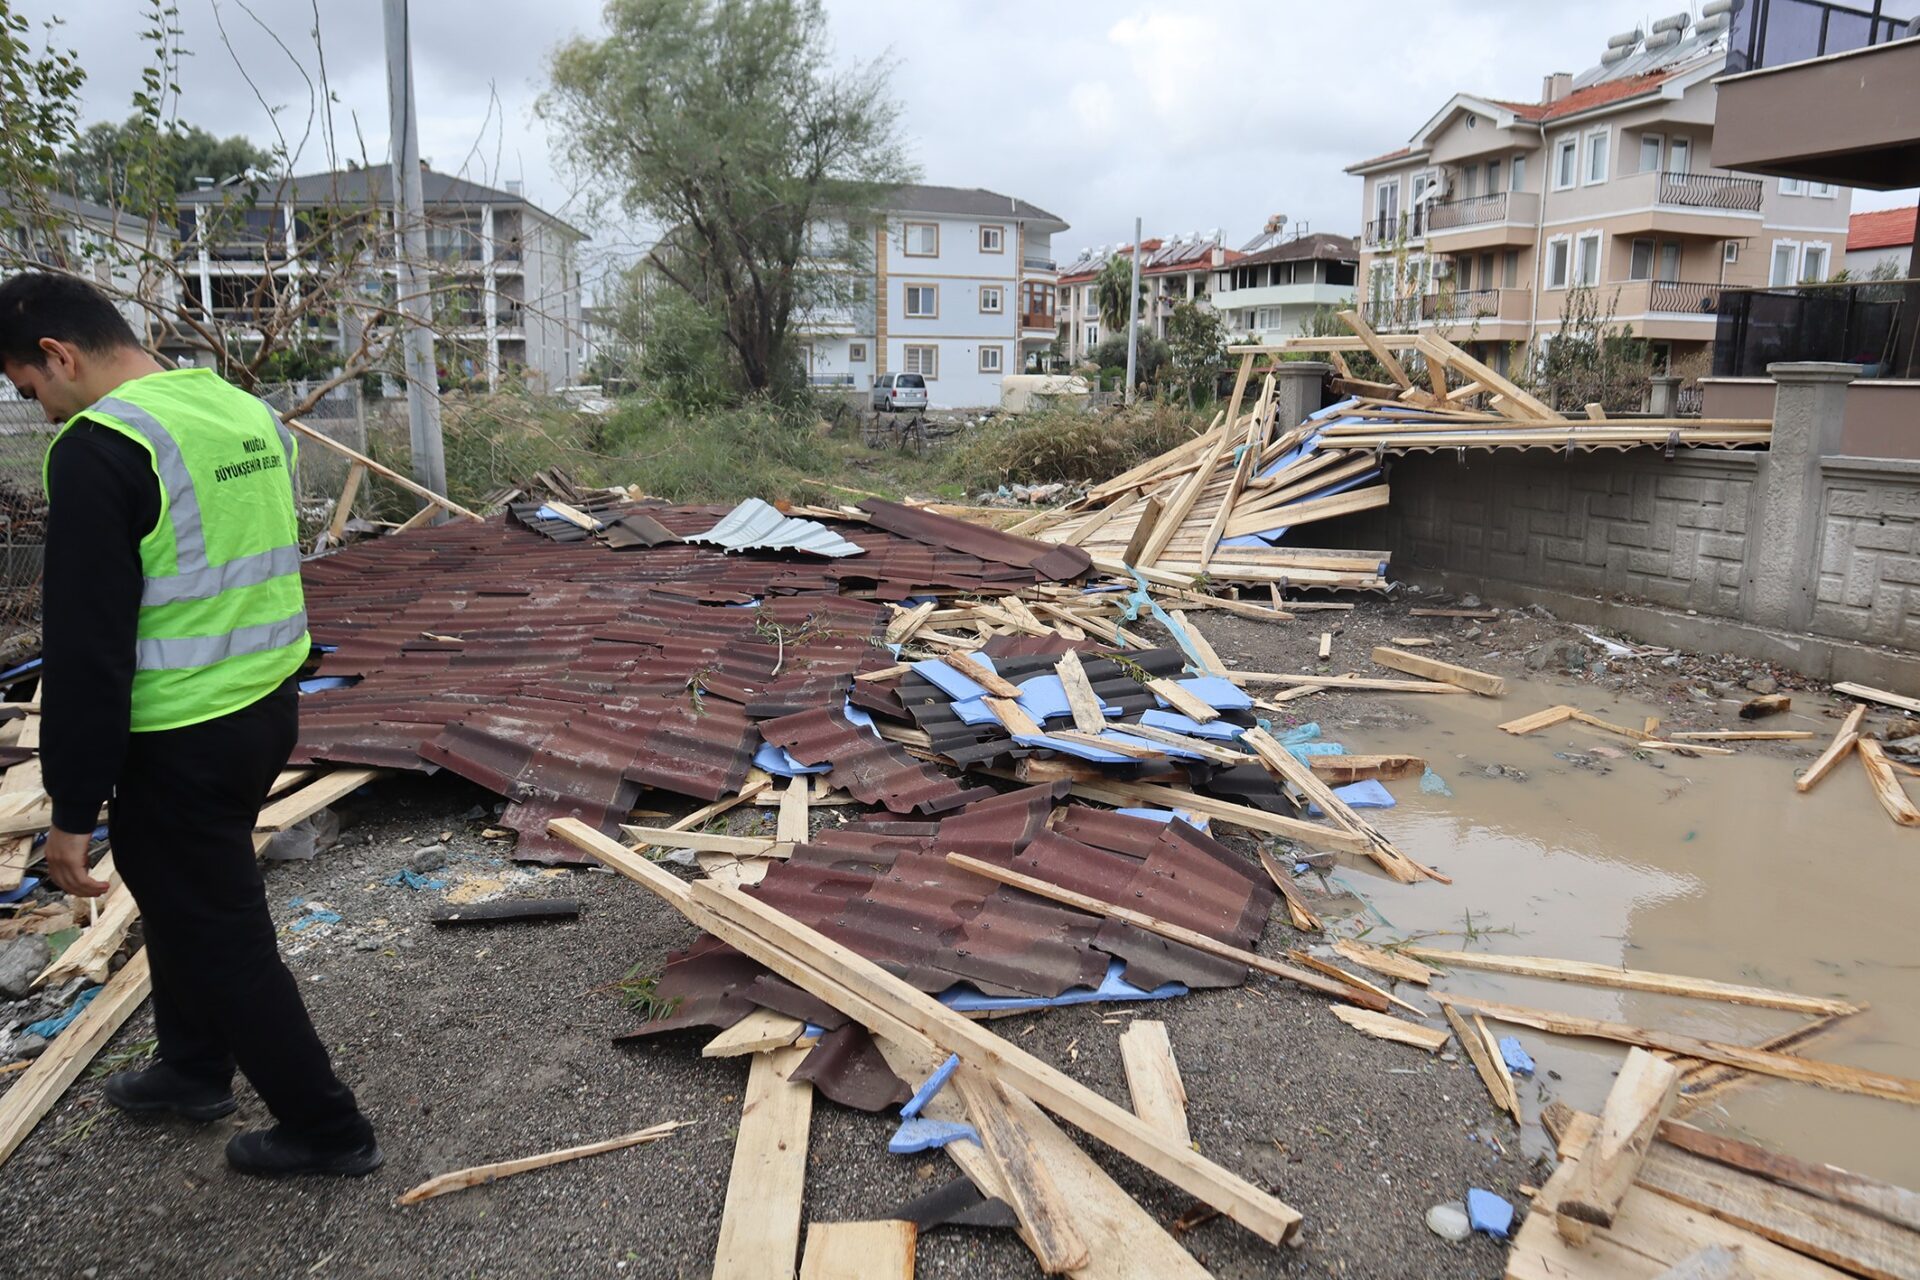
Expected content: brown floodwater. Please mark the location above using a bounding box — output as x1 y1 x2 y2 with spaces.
1317 673 1920 1186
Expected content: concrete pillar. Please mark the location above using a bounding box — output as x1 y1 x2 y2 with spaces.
1270 361 1331 431
1648 374 1680 416
1742 362 1858 631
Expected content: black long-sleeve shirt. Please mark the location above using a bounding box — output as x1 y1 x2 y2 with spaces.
42 421 160 831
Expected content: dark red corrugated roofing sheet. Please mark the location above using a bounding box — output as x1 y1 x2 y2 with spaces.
858 498 1092 582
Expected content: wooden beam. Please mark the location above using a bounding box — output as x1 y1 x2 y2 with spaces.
285 416 484 521
1227 672 1468 694
619 826 792 858
1554 1049 1682 1243
0 949 152 1167
1798 705 1867 793
1333 939 1433 986
1168 610 1230 678
1833 682 1920 717
1858 738 1920 826
703 1008 807 1058
1240 727 1441 884
799 1222 917 1280
1308 754 1426 784
1065 778 1374 854
1118 1020 1191 1147
713 1046 814 1280
1401 948 1860 1017
943 651 1023 698
1412 332 1564 421
397 1119 692 1205
953 1067 1090 1273
549 819 1303 1245
776 776 811 844
326 461 367 546
1143 678 1220 724
1100 721 1251 765
944 852 1383 1010
253 768 384 832
1442 1003 1521 1122
1137 356 1251 568
1256 848 1324 932
1371 646 1506 697
1434 992 1920 1106
1329 1004 1449 1052
1670 730 1814 742
1501 705 1578 735
1651 1246 1750 1280
1336 310 1413 388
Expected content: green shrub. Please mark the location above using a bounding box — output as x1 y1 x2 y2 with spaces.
948 401 1204 493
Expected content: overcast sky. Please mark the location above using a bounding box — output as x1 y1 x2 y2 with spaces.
40 0 1917 282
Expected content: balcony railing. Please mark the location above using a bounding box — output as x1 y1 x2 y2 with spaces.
1361 297 1419 329
1647 279 1724 314
1657 172 1764 211
1427 192 1508 231
1022 255 1055 272
1019 310 1057 330
1362 209 1425 247
1728 0 1920 75
1421 288 1523 322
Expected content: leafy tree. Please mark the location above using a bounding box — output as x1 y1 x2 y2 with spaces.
1094 252 1145 332
1090 333 1167 387
0 3 86 233
541 0 915 396
1529 284 1651 414
58 114 271 205
1163 300 1227 405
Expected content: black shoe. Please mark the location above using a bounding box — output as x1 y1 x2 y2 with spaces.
102 1063 237 1123
225 1126 384 1178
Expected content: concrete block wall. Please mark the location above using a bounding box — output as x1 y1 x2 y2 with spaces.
1815 459 1920 648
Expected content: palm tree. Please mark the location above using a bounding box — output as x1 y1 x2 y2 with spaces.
1095 253 1145 332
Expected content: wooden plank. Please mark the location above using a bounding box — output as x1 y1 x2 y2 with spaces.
713 1046 814 1280
1401 948 1860 1017
1048 730 1167 761
1100 721 1251 765
1858 739 1920 826
1169 610 1229 677
0 715 43 890
1670 731 1813 742
1433 993 1920 1106
776 776 810 845
1066 778 1373 854
1413 332 1564 421
799 1221 917 1280
1833 682 1920 717
943 652 1023 698
1118 1020 1190 1147
551 819 1303 1246
1443 1003 1520 1121
1317 632 1332 661
1653 1120 1920 1237
1654 1246 1751 1280
1055 650 1108 735
703 1009 807 1058
397 1119 691 1205
1371 645 1506 696
1240 727 1440 884
0 949 152 1167
1336 309 1413 387
1228 671 1469 694
1555 1049 1682 1242
1256 848 1323 932
253 768 384 832
1289 950 1424 1017
1143 679 1220 725
1798 705 1867 793
1329 1004 1449 1052
1502 705 1578 735
953 1067 1089 1273
1677 1015 1851 1114
327 461 367 544
1060 490 1140 549
1333 939 1433 986
1409 608 1503 618
984 696 1045 738
1218 483 1392 540
619 825 792 858
945 852 1383 1010
1308 754 1426 784
885 601 937 645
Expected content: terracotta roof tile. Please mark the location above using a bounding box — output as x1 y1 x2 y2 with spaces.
1849 206 1917 252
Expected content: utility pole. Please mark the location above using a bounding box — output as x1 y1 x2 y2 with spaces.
381 0 448 507
1124 216 1142 405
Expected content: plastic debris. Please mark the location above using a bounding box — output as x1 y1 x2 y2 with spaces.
940 958 1186 1013
1498 1037 1536 1077
1420 767 1454 797
1308 779 1395 817
0 875 39 905
25 984 101 1039
1467 1188 1514 1239
385 869 447 892
1425 1201 1471 1242
889 1117 980 1154
901 1053 960 1119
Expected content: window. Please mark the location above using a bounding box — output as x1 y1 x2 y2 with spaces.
848 342 867 362
1486 159 1502 194
1779 177 1806 196
1374 179 1400 232
1584 128 1610 185
1552 137 1577 190
903 344 938 378
1502 249 1519 288
1666 137 1690 174
1084 324 1098 347
1452 255 1471 290
979 285 1003 314
1575 232 1601 286
904 284 938 318
1769 240 1799 286
1801 243 1830 281
1657 242 1680 282
1629 238 1655 280
978 345 1004 373
1723 241 1740 265
979 224 1005 253
1461 165 1480 199
1510 155 1527 191
903 222 939 256
1640 133 1663 174
1809 182 1837 198
1546 237 1571 288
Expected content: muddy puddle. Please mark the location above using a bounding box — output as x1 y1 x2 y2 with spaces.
1315 673 1920 1185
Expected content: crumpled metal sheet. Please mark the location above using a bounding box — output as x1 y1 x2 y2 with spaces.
758 707 995 816
690 498 866 558
858 498 1092 581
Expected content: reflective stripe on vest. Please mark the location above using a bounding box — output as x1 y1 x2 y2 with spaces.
88 394 301 611
133 606 310 672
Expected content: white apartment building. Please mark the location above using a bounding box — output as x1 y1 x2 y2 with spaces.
175 165 586 391
798 185 1066 408
1211 223 1359 342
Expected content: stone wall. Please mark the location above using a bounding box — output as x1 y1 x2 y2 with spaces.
1815 458 1920 649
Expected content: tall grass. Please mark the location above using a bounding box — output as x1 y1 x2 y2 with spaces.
947 401 1207 493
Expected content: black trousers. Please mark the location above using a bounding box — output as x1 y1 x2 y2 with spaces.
109 678 372 1146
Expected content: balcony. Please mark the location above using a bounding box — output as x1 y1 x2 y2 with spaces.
1716 0 1920 187
1420 287 1532 330
1019 310 1057 332
1022 255 1056 272
1655 172 1763 211
1646 279 1724 315
1585 279 1727 338
1360 297 1420 330
1362 209 1424 247
1424 191 1540 250
1605 170 1769 237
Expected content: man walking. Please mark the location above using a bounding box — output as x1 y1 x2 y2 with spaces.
0 272 380 1177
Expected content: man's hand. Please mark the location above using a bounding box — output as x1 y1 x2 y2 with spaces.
43 826 109 897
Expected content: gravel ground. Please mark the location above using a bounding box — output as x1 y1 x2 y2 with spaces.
3 587 1813 1280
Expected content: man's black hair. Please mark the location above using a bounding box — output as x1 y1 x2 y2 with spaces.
0 271 141 368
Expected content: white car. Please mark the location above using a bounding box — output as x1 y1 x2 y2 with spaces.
871 372 929 412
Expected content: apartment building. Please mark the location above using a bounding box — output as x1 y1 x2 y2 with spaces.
1211 222 1359 342
797 185 1066 407
175 164 586 391
1346 9 1852 375
1055 231 1235 364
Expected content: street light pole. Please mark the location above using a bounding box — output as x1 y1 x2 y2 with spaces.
1124 215 1142 405
381 0 448 508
